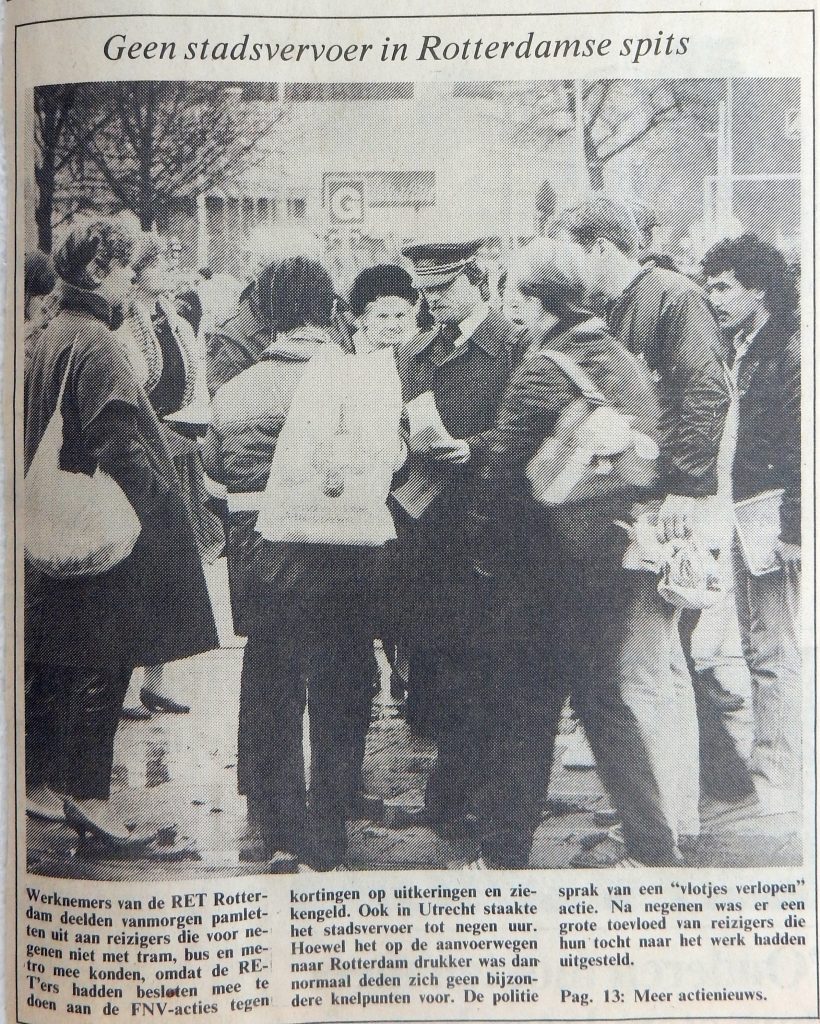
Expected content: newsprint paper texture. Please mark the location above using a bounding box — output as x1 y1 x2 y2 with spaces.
3 0 818 1021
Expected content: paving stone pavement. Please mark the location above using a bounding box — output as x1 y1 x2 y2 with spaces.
26 642 801 880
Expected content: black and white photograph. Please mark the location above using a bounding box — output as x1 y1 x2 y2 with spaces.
21 75 803 880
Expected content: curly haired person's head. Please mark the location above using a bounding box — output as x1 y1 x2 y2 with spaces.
701 234 798 327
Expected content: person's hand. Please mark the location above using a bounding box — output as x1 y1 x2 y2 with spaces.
774 539 801 570
430 440 471 465
656 494 696 543
408 425 436 453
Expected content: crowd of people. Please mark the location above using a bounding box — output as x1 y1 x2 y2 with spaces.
23 194 802 872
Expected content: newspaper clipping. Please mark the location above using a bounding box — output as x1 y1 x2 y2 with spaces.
4 0 817 1021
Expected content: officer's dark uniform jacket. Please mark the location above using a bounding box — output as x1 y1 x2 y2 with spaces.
607 266 729 499
729 315 801 545
398 306 520 453
394 306 519 655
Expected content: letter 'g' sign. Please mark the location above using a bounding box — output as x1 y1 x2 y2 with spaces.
326 178 365 225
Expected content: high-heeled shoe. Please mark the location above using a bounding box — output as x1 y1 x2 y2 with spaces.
268 851 315 874
140 689 190 714
63 798 156 850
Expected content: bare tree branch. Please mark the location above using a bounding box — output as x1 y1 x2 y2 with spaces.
49 81 290 232
83 139 133 207
54 111 116 174
598 102 682 163
116 88 142 154
585 81 613 130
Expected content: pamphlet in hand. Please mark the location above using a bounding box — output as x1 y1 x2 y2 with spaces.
391 392 459 518
406 391 460 453
734 488 785 575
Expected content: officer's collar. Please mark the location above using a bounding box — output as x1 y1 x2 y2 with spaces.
454 302 490 347
412 305 498 359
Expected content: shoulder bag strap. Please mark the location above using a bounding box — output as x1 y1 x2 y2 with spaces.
539 348 608 406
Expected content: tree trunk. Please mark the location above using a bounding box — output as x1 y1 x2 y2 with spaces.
34 149 56 253
588 160 604 191
34 97 58 252
138 83 156 230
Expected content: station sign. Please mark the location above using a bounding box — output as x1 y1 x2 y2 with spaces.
324 175 366 225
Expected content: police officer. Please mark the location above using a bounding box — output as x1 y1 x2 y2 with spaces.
393 240 518 797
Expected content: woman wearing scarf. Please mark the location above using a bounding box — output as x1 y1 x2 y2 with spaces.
24 216 217 845
117 233 221 717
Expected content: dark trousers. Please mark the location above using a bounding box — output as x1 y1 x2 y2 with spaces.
25 660 132 800
238 588 377 870
678 610 756 802
425 563 678 868
402 507 471 739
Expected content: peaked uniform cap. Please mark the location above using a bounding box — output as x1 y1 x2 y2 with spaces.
402 240 485 288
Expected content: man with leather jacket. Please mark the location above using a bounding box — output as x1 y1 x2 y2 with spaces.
702 234 801 810
551 198 730 862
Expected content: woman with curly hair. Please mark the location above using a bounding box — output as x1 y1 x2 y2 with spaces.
24 216 218 845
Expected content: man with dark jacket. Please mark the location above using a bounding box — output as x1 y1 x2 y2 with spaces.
702 235 801 808
206 281 268 396
393 241 519 745
552 198 731 860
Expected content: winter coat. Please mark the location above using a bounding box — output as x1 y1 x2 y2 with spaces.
730 316 801 544
393 307 520 654
467 315 659 583
24 285 218 669
607 267 729 499
206 287 270 398
201 328 390 635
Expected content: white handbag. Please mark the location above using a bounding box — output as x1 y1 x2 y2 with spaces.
25 336 142 578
